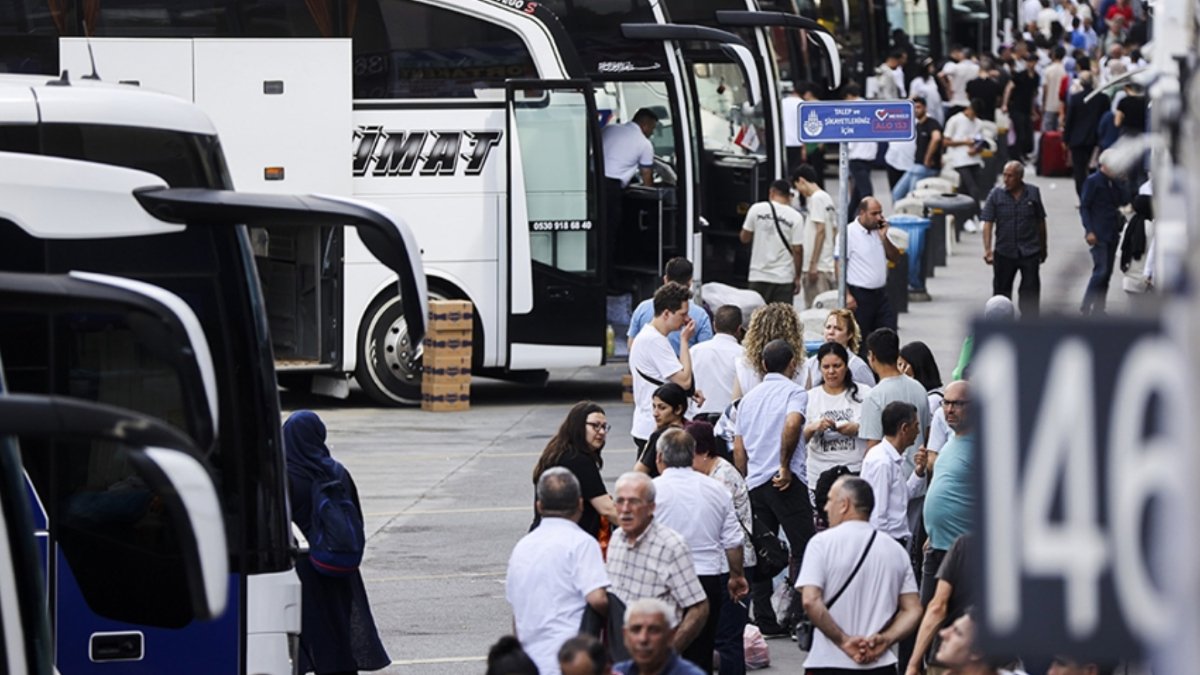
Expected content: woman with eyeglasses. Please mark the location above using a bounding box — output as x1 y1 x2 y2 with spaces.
531 401 617 540
633 382 689 478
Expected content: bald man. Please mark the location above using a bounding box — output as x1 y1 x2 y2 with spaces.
836 197 902 339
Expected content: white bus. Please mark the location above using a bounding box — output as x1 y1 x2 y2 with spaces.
1 0 838 405
0 74 426 674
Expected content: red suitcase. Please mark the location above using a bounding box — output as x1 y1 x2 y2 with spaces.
1037 130 1071 176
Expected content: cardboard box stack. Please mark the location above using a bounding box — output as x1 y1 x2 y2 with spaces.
421 300 473 412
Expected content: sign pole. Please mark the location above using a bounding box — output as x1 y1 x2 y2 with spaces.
837 143 849 309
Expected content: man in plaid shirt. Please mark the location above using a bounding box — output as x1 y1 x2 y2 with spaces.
607 472 710 666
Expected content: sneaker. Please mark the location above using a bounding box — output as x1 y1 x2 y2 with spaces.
963 218 979 233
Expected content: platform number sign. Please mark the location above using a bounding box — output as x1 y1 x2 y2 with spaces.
970 318 1193 661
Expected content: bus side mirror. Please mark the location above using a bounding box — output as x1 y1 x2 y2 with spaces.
0 394 229 624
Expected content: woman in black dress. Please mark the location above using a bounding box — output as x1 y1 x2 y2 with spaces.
284 410 389 675
531 401 617 540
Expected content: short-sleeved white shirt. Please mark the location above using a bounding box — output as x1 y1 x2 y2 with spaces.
653 468 744 575
835 220 888 289
629 324 684 439
940 60 980 106
602 121 655 186
804 189 838 273
743 200 804 284
943 112 984 169
735 373 809 490
691 333 743 414
796 520 918 670
506 518 610 675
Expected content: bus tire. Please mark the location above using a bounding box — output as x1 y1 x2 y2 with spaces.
355 290 427 406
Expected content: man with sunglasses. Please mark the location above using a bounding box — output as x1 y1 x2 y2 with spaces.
921 381 974 604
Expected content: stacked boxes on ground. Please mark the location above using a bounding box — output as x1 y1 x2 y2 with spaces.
422 300 473 412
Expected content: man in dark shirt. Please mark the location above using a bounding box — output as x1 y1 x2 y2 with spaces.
890 97 943 204
965 59 1002 122
1002 55 1039 162
1079 151 1129 315
1063 71 1110 196
982 161 1047 317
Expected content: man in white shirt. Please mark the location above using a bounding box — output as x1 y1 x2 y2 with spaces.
798 475 921 673
942 99 986 203
939 46 980 118
859 402 929 548
626 257 714 356
844 84 879 211
732 339 814 636
603 108 659 273
603 108 658 188
1036 0 1062 39
629 282 699 453
740 179 805 304
690 305 743 416
793 164 838 308
506 468 610 675
835 197 901 339
653 429 748 673
1042 46 1068 131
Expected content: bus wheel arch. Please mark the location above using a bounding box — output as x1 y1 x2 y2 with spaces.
354 278 469 406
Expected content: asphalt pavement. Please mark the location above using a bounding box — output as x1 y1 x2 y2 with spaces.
281 161 1146 674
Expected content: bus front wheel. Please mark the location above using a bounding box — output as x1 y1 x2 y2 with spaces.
356 291 427 406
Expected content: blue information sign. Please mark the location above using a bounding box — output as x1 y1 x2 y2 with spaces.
798 101 915 143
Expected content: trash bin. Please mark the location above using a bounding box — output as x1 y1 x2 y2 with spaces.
888 215 931 291
923 193 979 243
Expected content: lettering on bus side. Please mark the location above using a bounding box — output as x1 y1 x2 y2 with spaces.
353 126 503 177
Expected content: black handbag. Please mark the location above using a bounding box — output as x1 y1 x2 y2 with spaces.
740 513 789 580
796 531 877 652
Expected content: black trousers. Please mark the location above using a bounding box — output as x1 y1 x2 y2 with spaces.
1070 145 1094 196
992 253 1041 318
920 547 948 606
605 177 625 287
848 284 897 341
683 574 725 674
955 165 981 203
748 480 815 631
885 165 905 190
1009 110 1034 160
849 159 874 211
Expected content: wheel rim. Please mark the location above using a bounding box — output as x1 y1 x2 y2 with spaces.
381 310 420 385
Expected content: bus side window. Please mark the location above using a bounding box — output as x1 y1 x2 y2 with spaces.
351 0 537 99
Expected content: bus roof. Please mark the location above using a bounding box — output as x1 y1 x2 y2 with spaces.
0 73 217 135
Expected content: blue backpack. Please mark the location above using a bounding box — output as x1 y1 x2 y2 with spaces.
307 471 365 577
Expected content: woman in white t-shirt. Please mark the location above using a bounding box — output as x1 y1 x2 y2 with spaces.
803 341 872 488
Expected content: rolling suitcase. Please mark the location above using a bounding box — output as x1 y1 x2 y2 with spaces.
1037 130 1071 176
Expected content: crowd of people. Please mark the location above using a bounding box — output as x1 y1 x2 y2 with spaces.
498 239 1135 675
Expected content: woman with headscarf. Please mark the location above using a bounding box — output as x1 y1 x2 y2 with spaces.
951 295 1015 380
284 410 389 675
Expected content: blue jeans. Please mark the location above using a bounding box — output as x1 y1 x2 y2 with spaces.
1082 241 1117 315
891 164 938 204
716 571 748 675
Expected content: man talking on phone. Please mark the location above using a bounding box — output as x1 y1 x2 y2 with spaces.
835 197 901 342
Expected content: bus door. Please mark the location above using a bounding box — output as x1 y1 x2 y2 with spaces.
713 11 842 93
0 384 230 675
505 80 608 368
620 23 764 287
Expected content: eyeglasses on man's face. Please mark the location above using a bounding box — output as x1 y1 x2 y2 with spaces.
586 421 612 433
943 399 970 409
